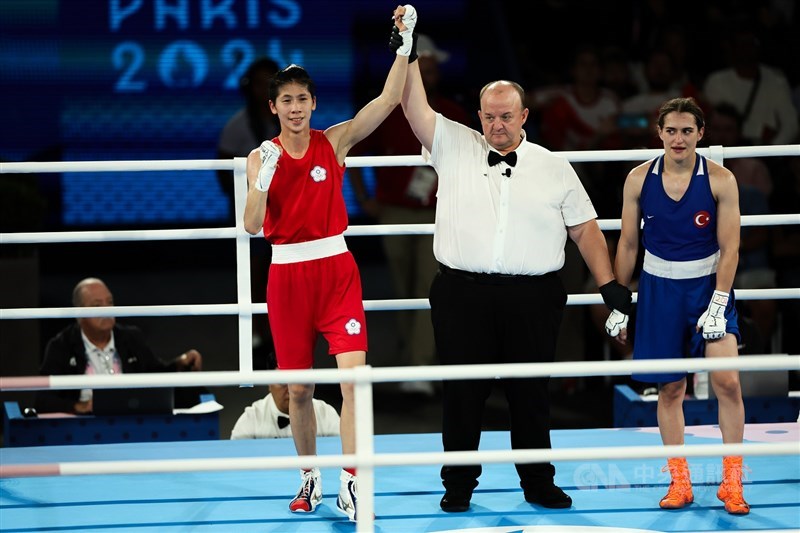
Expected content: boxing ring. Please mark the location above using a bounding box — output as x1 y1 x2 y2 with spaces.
1 145 799 532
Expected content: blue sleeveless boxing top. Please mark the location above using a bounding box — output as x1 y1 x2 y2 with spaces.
640 155 719 262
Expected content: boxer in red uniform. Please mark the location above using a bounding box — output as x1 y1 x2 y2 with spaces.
243 4 418 522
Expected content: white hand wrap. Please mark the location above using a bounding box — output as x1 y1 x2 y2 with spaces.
396 29 414 57
697 290 729 340
395 5 416 57
256 140 281 192
605 309 629 337
401 4 417 33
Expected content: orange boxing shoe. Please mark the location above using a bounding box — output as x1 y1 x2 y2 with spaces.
659 457 693 509
717 456 750 515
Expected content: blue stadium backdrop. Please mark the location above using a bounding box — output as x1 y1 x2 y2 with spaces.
0 0 466 228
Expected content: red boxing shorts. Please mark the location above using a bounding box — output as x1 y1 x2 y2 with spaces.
267 250 368 370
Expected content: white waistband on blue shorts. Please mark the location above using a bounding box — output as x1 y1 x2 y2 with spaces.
271 234 348 264
643 249 719 280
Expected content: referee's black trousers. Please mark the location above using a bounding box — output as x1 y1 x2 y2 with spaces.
430 265 567 492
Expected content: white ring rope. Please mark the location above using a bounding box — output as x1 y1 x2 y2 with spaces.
1 288 798 320
2 148 799 532
1 145 798 174
1 355 797 391
1 442 796 479
0 159 235 173
0 288 798 318
3 214 798 245
0 227 238 244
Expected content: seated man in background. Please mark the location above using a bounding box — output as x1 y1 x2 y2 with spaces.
231 382 340 439
35 277 203 414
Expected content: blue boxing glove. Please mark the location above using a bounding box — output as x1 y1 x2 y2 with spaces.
697 290 729 340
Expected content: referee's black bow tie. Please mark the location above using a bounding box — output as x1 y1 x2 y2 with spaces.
278 415 290 429
488 150 517 167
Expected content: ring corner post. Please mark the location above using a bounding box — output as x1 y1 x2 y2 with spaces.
233 156 254 381
353 364 375 532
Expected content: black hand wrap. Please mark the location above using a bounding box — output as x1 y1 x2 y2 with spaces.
388 25 417 63
408 31 417 63
599 280 632 314
389 25 403 53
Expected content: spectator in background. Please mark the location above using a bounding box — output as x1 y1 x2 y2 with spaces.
620 48 698 149
601 46 638 102
536 44 627 396
217 57 281 212
706 103 777 353
706 103 773 197
703 24 798 145
35 278 204 414
217 56 282 220
349 33 470 397
231 354 340 439
216 56 281 371
770 152 800 364
539 44 622 154
538 43 624 219
630 25 702 100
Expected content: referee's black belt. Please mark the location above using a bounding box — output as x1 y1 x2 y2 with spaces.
438 263 556 285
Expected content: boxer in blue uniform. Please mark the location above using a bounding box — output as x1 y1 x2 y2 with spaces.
633 152 740 383
606 97 749 515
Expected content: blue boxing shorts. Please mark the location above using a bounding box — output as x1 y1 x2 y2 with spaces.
632 269 739 384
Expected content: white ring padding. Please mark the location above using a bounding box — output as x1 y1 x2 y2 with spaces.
1 287 799 320
1 441 797 479
2 355 797 391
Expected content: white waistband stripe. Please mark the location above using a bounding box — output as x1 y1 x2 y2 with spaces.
643 250 719 279
271 234 348 264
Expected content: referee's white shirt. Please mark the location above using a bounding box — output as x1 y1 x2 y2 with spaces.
428 113 597 275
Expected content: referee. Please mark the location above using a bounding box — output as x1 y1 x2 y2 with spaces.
399 60 632 510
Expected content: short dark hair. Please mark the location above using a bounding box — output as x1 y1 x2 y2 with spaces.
657 97 705 130
269 64 316 103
